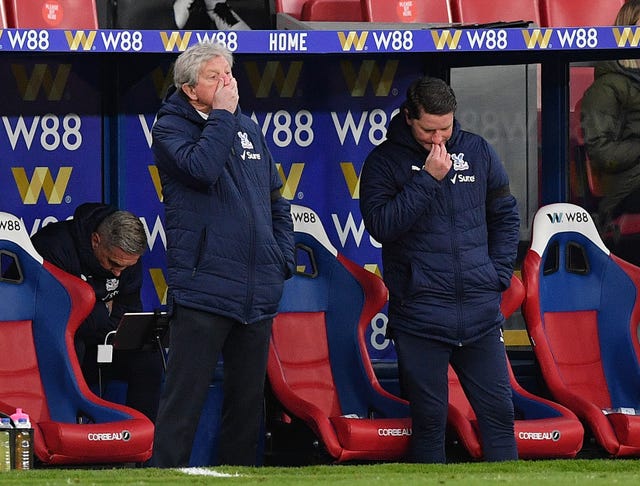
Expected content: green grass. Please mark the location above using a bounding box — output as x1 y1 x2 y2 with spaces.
2 460 640 485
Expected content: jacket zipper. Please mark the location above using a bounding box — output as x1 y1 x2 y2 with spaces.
447 180 464 346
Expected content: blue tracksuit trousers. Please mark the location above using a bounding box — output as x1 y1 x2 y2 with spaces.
393 327 518 463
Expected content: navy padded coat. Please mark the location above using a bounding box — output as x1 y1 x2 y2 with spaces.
152 87 295 324
360 114 520 345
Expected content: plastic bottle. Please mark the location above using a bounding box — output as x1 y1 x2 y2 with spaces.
9 409 31 470
9 409 30 429
0 417 12 471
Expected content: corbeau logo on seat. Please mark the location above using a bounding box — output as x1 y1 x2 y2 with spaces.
87 430 131 441
518 430 561 441
378 428 412 437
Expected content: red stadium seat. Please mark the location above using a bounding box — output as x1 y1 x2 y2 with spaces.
449 0 540 25
4 0 98 28
301 0 363 21
361 0 452 23
0 211 153 465
447 275 584 459
522 202 640 457
267 205 411 462
274 0 308 19
539 0 624 27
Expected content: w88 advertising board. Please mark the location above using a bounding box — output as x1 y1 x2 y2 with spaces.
118 53 424 361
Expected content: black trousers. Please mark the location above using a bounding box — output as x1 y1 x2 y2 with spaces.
151 304 273 467
393 327 517 463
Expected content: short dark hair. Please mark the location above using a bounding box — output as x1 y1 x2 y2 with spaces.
96 211 147 255
403 76 457 119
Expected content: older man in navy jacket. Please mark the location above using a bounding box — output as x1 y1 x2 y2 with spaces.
150 42 295 467
360 76 520 463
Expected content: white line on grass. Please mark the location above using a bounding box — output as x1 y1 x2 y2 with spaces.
177 467 241 477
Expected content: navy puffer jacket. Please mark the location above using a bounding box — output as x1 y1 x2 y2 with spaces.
152 87 295 324
360 114 519 345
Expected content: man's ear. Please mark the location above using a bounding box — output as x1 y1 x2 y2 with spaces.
403 108 410 123
181 83 197 101
90 232 100 252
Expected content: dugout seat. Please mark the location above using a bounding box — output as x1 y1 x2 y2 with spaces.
447 274 584 459
4 0 98 28
0 211 153 465
361 0 452 23
267 205 411 463
521 202 640 457
449 0 540 25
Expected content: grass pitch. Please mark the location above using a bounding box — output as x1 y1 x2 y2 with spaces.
2 459 640 485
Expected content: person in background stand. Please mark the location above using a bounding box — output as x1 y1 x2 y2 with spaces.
173 0 251 30
150 42 295 467
580 0 640 264
360 76 520 463
31 202 162 422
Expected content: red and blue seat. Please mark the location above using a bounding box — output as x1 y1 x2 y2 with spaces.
522 202 640 457
447 275 584 459
267 204 411 462
0 211 153 465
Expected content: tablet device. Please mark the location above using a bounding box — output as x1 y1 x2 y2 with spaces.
113 311 169 351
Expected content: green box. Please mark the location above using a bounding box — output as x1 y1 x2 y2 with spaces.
0 430 11 471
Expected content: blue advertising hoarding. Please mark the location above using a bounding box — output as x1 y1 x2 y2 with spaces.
0 55 102 236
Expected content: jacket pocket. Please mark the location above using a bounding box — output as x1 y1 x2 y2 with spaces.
191 227 207 276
